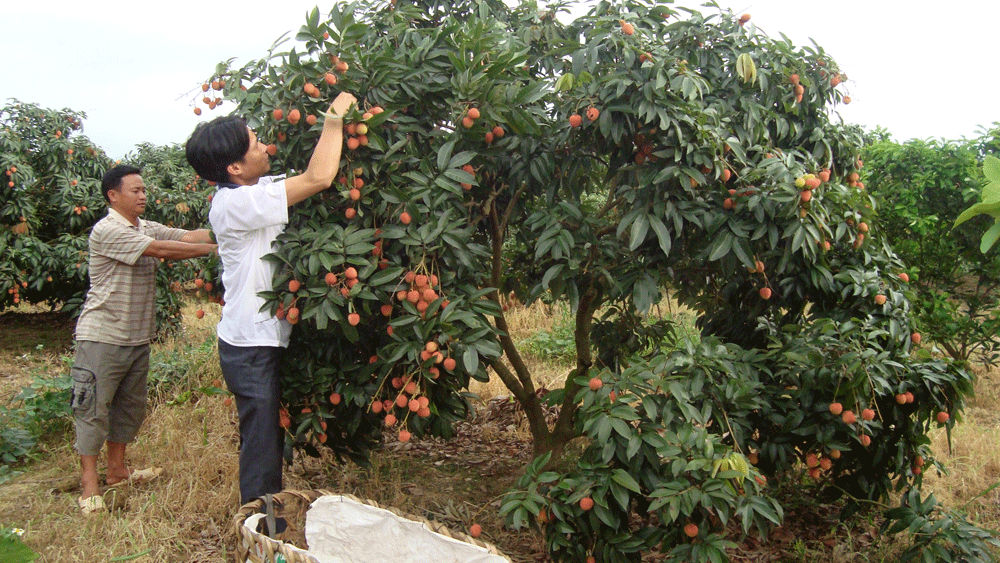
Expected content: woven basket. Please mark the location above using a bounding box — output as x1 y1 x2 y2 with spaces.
233 489 511 563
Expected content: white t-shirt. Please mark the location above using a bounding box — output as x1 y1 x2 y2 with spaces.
209 176 293 348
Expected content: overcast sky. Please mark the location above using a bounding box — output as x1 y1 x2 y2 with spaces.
2 1 996 159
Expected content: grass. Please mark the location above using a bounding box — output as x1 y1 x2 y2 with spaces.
0 306 74 406
1 298 999 562
0 301 541 562
471 297 702 401
923 364 1000 519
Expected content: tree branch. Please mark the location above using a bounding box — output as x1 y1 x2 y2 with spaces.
488 201 535 393
499 184 530 234
551 276 603 443
486 357 527 403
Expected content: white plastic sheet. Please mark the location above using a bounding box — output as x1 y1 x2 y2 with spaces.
242 495 506 563
304 495 506 563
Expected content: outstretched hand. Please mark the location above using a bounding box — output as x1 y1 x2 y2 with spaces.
327 92 357 119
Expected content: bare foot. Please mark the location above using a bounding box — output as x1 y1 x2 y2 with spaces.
80 464 101 501
80 485 101 501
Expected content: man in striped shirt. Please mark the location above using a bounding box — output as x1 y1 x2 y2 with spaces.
72 165 217 515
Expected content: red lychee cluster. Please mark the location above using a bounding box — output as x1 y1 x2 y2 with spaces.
394 270 448 317
345 106 384 150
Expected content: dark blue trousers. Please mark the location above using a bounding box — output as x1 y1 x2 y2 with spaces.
218 340 283 505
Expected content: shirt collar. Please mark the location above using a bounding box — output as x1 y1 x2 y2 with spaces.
107 207 143 229
217 175 283 189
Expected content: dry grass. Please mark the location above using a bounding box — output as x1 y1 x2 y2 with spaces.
468 297 701 401
3 299 1000 562
0 302 243 563
469 300 572 401
922 364 1000 527
1 395 241 562
0 302 532 563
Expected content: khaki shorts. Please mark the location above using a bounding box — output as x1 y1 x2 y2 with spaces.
71 340 150 456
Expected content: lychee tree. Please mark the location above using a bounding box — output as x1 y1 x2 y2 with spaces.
0 101 111 312
862 134 1000 365
199 0 987 559
0 101 217 333
122 143 222 331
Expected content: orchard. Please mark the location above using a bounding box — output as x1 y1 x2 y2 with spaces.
125 143 225 331
183 0 997 560
862 131 1000 366
0 0 991 560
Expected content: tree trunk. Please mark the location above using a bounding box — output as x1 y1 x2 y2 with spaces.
485 203 602 461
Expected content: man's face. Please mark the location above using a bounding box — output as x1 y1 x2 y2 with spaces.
110 174 147 218
238 128 270 180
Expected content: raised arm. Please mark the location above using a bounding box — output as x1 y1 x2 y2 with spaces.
284 92 358 206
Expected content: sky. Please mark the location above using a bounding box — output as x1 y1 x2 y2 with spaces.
2 1 997 159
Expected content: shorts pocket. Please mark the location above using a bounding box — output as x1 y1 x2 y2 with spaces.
70 366 97 416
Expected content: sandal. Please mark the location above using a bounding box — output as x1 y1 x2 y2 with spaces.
78 495 106 515
107 466 163 488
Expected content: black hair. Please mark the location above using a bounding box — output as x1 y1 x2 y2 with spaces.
184 115 250 184
100 165 142 203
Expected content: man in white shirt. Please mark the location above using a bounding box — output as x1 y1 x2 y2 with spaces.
184 91 356 504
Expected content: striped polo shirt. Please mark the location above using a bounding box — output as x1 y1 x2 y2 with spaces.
75 208 187 345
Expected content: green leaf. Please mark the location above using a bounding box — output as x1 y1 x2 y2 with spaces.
555 73 574 92
648 214 672 257
632 273 658 314
611 468 641 493
629 214 650 251
732 237 753 269
436 140 456 172
447 151 476 169
953 201 1000 227
982 180 1000 204
367 266 405 288
610 417 632 439
981 219 1000 253
0 538 38 563
984 155 1000 182
462 347 479 375
542 264 564 290
708 232 733 261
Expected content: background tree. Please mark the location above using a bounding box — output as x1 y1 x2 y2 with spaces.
0 101 217 333
123 143 222 332
862 129 1000 364
0 101 108 312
